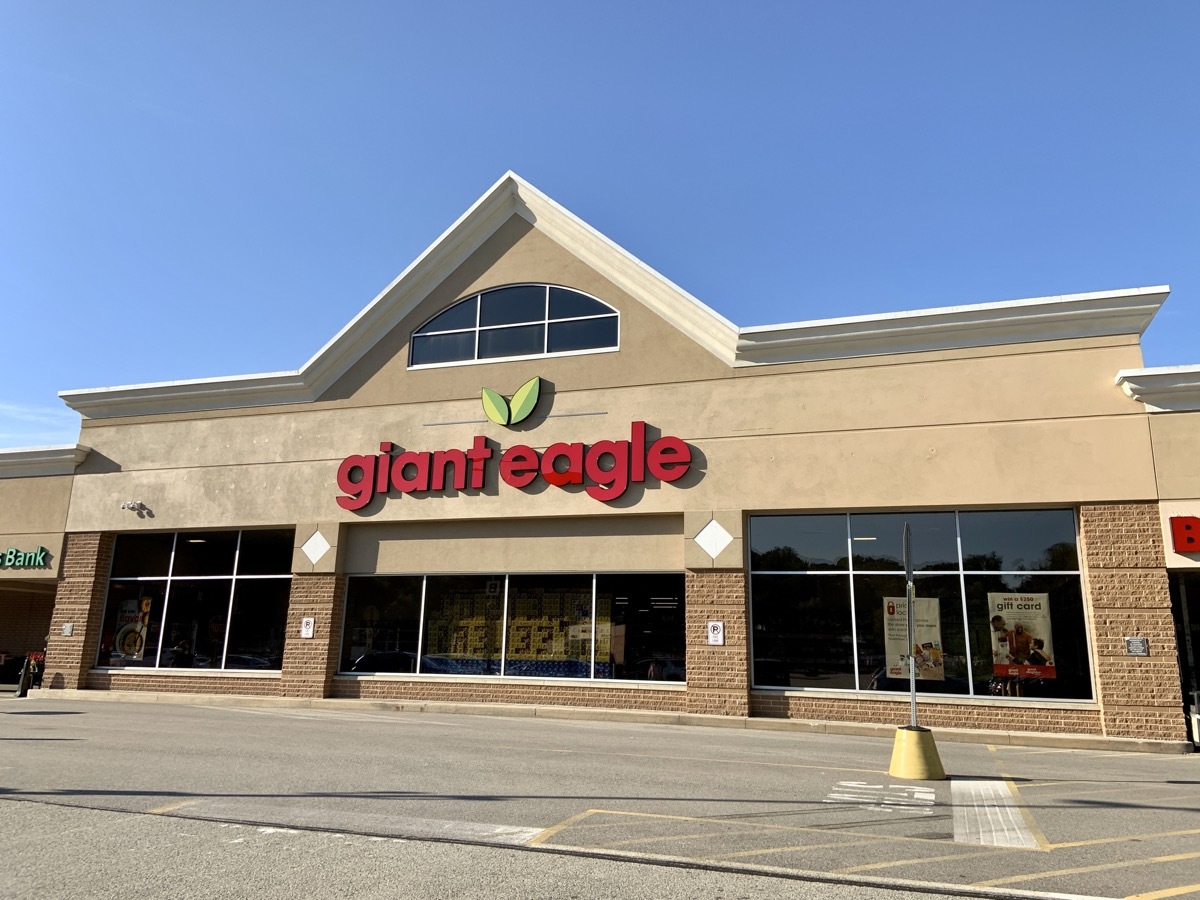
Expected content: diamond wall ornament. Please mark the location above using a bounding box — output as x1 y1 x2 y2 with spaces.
301 529 331 564
694 519 733 559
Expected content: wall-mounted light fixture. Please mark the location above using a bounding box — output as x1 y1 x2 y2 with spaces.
120 501 148 512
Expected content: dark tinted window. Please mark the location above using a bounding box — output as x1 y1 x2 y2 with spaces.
160 579 234 668
850 512 959 571
416 298 477 334
110 533 175 578
411 332 476 366
172 532 238 576
340 576 424 673
959 510 1078 571
237 530 294 575
478 324 543 359
750 515 847 571
751 574 854 688
226 580 289 669
595 574 685 680
479 285 546 326
549 287 612 319
548 317 619 353
409 285 617 366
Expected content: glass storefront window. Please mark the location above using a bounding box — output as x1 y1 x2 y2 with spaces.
422 575 504 675
96 530 293 670
340 576 423 673
595 574 685 680
751 574 853 689
505 575 593 678
749 510 1091 701
340 572 687 681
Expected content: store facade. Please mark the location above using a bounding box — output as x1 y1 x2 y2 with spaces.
2 173 1197 748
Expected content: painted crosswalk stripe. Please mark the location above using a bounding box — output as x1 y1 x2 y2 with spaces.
951 779 1038 848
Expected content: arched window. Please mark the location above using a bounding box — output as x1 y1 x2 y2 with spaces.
409 284 619 367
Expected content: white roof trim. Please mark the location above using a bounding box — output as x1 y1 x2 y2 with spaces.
55 171 1171 419
1116 365 1200 412
60 172 740 419
0 444 91 479
735 286 1169 365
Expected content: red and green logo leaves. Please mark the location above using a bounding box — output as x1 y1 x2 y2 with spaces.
481 376 541 426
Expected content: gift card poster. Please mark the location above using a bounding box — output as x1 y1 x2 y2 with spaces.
988 593 1055 679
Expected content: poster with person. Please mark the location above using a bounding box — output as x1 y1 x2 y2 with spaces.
884 596 945 680
988 593 1055 678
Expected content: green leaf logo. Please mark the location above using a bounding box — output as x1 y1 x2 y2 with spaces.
508 376 541 425
481 376 541 427
481 387 510 425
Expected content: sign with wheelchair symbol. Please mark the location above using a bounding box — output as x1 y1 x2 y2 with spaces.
707 621 725 646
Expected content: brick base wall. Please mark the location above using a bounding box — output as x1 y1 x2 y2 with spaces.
332 678 685 711
84 672 281 696
43 533 114 690
750 692 1105 734
684 569 749 716
280 573 345 699
1080 503 1187 742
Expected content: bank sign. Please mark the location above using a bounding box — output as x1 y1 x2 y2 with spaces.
335 378 693 510
1 546 50 569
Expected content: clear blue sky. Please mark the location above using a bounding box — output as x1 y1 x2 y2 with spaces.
2 2 1196 447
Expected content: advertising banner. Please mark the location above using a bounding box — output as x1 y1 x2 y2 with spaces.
884 597 945 680
988 593 1055 679
113 595 151 661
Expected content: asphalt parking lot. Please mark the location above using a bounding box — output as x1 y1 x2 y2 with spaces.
2 694 1198 899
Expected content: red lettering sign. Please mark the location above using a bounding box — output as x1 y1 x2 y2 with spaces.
336 421 692 510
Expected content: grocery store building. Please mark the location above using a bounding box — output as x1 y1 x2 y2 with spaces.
2 173 1198 750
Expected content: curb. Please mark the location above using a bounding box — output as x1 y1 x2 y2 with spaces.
25 687 1194 754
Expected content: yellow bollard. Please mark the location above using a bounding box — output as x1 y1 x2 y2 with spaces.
888 725 946 780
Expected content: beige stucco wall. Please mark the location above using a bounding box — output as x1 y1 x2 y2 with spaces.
0 475 71 580
316 215 733 406
344 515 683 574
1150 412 1200 501
66 332 1157 535
1145 411 1200 569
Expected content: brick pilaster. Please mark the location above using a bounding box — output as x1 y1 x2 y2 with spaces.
43 533 114 690
684 569 749 716
1080 503 1187 741
279 573 345 699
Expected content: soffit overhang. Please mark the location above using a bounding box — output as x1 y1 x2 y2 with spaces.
735 286 1169 366
0 444 91 479
1116 365 1200 412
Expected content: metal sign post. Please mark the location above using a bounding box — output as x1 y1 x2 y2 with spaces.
887 521 946 780
903 521 918 729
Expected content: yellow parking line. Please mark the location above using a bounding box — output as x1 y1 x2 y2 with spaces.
602 828 768 849
837 848 1007 873
527 809 599 846
1126 883 1200 899
707 838 876 861
144 799 200 815
1049 827 1200 850
977 851 1200 887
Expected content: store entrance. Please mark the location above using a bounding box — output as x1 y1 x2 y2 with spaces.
1170 572 1200 746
